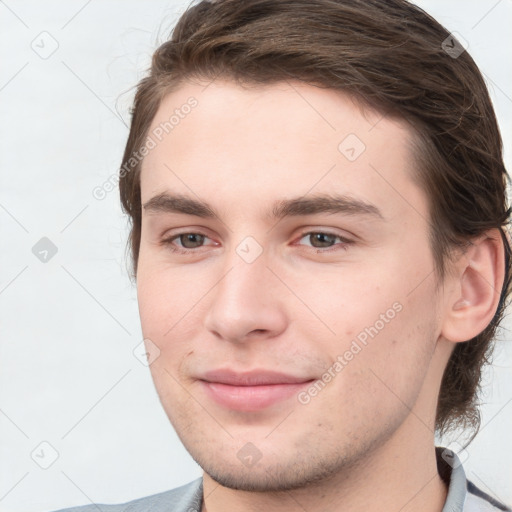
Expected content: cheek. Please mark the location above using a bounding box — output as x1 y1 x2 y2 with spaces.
301 254 438 391
288 263 403 347
309 302 437 439
340 283 438 416
136 260 203 338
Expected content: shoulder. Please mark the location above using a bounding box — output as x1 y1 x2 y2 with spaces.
49 477 203 512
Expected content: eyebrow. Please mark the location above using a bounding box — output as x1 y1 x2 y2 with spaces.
142 192 384 221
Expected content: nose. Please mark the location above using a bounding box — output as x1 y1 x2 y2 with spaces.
203 249 288 344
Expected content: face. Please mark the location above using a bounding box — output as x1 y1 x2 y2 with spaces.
136 78 446 491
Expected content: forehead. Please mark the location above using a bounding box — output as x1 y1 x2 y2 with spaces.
140 78 426 225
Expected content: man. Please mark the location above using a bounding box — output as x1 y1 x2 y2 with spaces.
55 0 511 510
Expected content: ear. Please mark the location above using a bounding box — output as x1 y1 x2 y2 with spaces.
441 229 506 343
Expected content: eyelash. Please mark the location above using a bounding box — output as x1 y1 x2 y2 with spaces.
161 230 353 255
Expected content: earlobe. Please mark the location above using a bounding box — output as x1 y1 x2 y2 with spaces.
441 229 505 343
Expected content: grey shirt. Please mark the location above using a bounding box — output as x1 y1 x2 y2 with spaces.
51 447 511 512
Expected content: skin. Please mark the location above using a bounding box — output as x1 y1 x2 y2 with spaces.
136 78 503 512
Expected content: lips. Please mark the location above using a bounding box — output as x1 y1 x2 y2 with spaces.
200 369 313 386
197 369 315 411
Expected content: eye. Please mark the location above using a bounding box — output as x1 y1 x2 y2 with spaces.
161 232 217 254
296 231 352 251
160 230 352 255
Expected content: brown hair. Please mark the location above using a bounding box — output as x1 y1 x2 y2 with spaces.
119 0 511 444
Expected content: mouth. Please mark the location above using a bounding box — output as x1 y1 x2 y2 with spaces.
197 369 315 411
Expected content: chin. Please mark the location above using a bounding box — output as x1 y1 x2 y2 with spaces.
190 449 351 492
